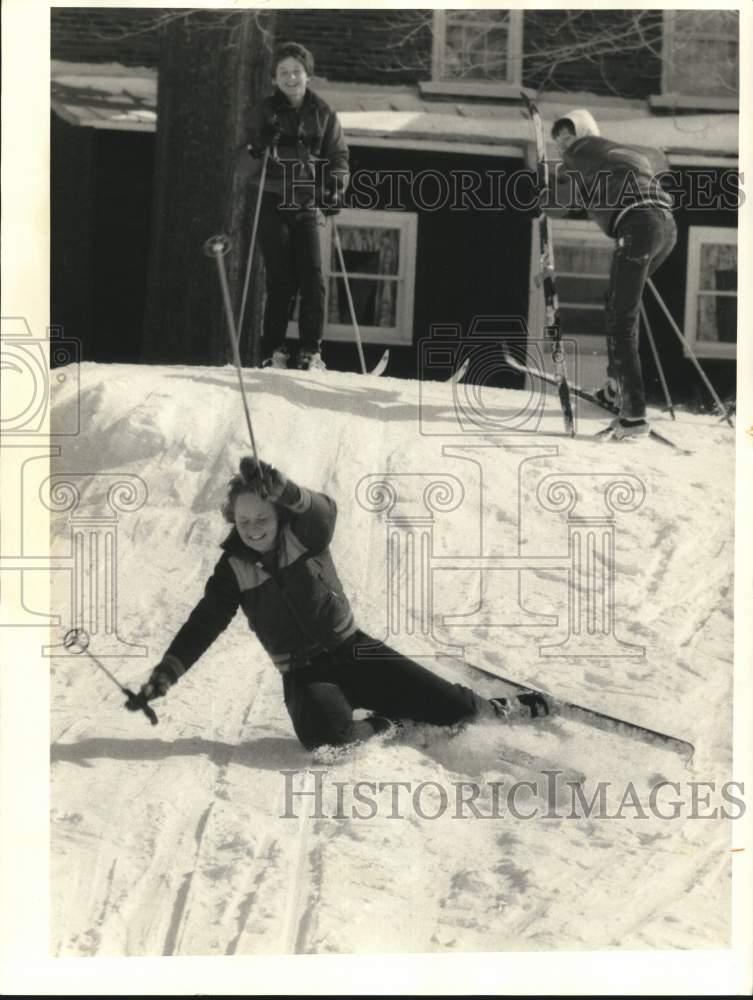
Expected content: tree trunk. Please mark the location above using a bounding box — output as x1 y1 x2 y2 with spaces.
142 11 275 365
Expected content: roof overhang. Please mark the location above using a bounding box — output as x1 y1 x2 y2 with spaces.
50 61 739 164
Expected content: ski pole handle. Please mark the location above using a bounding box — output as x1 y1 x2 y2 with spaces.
124 688 159 727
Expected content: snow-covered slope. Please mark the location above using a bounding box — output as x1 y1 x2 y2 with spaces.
49 362 735 956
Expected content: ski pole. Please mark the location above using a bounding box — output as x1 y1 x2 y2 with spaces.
640 301 676 420
236 147 269 345
63 628 158 726
646 278 733 428
332 223 367 375
203 234 264 485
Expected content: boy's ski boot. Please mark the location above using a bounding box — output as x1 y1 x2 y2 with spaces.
297 349 326 372
261 347 290 370
350 713 397 744
599 416 650 441
592 377 620 410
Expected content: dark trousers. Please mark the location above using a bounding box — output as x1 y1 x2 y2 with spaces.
257 197 325 358
282 631 486 750
605 206 677 420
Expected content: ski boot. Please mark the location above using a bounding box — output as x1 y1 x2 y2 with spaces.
297 349 326 372
367 714 395 737
261 347 290 370
593 377 620 410
350 713 396 744
489 691 549 719
600 416 650 441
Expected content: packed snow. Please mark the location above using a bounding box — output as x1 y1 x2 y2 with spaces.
49 361 736 957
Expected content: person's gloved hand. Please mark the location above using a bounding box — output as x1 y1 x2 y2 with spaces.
516 691 550 718
125 661 173 712
247 135 281 160
239 456 301 506
321 187 342 216
247 116 282 159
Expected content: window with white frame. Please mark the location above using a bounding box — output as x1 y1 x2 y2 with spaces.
683 227 737 360
432 10 522 84
549 220 612 340
288 210 417 346
662 10 738 101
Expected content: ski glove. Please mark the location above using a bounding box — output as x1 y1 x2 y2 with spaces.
321 187 342 216
247 135 281 159
130 660 179 705
239 456 301 507
247 115 282 159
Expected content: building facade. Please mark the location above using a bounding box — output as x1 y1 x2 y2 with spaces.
51 8 739 403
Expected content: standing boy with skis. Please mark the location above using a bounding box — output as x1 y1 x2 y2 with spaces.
129 458 547 749
545 110 676 440
246 42 349 372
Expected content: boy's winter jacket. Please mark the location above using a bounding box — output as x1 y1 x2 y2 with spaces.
247 87 349 208
545 109 673 237
159 488 357 683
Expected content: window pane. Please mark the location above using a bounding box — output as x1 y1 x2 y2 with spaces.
446 11 510 27
328 277 398 328
330 227 400 275
696 294 737 344
667 11 739 96
557 275 608 306
555 243 612 275
698 243 737 291
443 12 510 81
560 306 604 337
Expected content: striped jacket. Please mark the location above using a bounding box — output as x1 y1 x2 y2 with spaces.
161 489 357 679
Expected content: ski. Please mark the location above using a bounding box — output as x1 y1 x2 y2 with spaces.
504 351 690 453
442 656 695 762
370 349 390 377
447 357 470 384
521 91 575 437
498 746 586 789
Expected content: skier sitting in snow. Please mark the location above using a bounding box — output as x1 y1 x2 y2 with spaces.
245 42 349 373
543 109 677 441
129 458 547 750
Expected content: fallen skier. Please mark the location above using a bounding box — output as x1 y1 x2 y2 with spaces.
128 457 548 749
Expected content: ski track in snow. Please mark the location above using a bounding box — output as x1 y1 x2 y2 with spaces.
49 364 735 956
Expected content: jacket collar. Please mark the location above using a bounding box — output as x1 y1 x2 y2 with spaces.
220 524 287 570
271 86 316 114
221 527 248 555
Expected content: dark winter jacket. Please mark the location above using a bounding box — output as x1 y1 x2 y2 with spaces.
545 109 673 237
247 87 349 208
160 488 357 681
